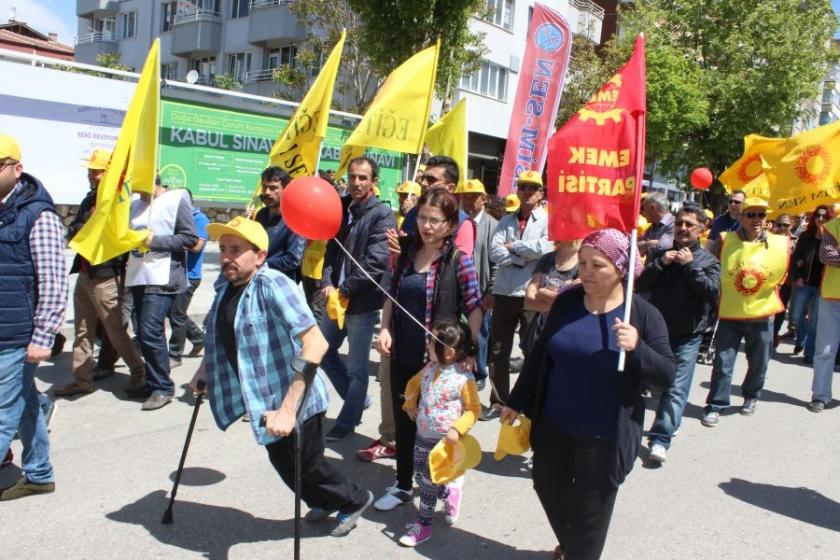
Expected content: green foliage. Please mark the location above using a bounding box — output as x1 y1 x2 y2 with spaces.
96 51 129 71
272 47 320 101
349 0 488 107
212 73 242 90
555 35 610 128
618 0 837 190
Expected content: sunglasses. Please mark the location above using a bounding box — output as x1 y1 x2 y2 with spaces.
674 220 699 229
420 173 445 185
775 223 792 229
815 213 829 220
729 200 743 205
518 184 540 192
744 212 766 219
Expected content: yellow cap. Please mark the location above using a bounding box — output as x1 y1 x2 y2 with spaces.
429 435 482 485
517 170 543 187
373 185 381 197
504 193 521 213
207 217 269 251
704 209 714 220
84 148 112 170
457 178 486 195
743 197 769 210
494 415 532 461
395 181 421 196
0 134 21 161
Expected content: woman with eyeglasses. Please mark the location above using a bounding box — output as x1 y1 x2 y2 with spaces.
790 205 835 364
374 188 483 514
771 214 797 347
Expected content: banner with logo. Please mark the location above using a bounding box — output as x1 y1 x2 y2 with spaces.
546 35 646 240
497 3 572 197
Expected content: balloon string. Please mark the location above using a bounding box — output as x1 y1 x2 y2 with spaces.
333 239 446 347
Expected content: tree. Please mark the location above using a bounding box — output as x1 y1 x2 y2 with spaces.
555 34 610 128
96 51 129 71
563 0 837 196
213 73 242 90
350 0 488 109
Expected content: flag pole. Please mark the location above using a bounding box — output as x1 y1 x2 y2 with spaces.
617 227 637 372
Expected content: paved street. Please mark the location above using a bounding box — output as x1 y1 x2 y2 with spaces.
3 244 839 559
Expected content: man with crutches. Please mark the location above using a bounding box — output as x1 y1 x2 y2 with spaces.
188 217 372 537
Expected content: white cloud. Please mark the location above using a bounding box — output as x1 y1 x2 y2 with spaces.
0 0 76 45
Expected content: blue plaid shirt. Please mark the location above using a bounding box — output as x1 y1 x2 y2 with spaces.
204 266 329 445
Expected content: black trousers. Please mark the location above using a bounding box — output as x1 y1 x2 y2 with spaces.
265 413 368 513
390 356 422 490
773 284 792 335
489 295 528 404
169 278 204 360
532 420 618 560
302 276 325 324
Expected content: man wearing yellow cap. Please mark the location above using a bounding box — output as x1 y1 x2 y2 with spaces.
482 170 552 420
55 149 149 398
189 217 373 536
0 135 68 501
702 197 789 427
394 180 420 230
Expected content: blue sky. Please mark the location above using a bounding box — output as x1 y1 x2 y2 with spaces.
10 0 840 46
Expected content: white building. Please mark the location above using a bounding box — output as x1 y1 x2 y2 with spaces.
75 0 607 191
792 40 840 135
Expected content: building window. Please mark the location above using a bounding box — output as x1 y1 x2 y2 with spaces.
485 0 514 30
120 12 137 39
227 52 252 82
93 17 116 40
266 45 298 69
191 56 217 84
460 60 509 101
161 2 176 31
230 0 249 18
161 62 179 80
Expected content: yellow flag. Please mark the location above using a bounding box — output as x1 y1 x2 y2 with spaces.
337 41 440 176
719 134 784 191
249 32 347 209
425 98 467 191
760 120 840 215
70 39 160 265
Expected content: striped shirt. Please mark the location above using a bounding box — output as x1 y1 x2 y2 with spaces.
29 205 68 349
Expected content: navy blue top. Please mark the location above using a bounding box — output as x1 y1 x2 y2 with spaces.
708 213 740 242
393 266 428 366
543 300 624 438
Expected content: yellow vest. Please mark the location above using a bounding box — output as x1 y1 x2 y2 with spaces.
821 217 840 300
718 231 789 320
301 240 327 280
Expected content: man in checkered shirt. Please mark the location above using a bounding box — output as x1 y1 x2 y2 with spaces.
0 135 68 501
189 217 372 537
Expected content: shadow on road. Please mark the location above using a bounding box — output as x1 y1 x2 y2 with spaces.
473 450 532 479
167 466 226 486
719 478 840 532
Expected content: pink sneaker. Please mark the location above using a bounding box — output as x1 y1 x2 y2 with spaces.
444 487 462 525
399 523 432 547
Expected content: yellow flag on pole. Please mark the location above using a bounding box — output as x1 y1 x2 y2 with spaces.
337 41 440 176
69 39 160 265
719 134 785 191
425 98 468 191
249 32 346 209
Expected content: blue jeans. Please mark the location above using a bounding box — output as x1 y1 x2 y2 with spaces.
793 285 820 359
812 298 840 403
0 348 53 483
649 334 702 448
475 311 491 381
705 319 772 412
319 310 379 431
132 287 175 396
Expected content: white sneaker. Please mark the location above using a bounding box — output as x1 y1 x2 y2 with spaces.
373 485 413 511
649 443 667 463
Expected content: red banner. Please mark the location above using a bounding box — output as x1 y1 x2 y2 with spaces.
497 3 572 197
546 35 646 240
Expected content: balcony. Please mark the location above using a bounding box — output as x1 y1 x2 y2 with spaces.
171 9 222 57
248 0 306 46
76 0 119 17
74 31 119 64
570 0 604 41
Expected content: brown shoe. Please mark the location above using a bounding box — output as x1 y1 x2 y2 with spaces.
54 382 94 398
0 477 55 501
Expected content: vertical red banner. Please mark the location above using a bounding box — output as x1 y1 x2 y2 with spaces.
546 35 646 240
497 3 572 197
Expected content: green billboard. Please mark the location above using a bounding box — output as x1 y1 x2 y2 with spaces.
158 99 405 206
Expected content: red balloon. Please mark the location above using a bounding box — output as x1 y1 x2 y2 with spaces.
690 167 714 190
281 176 342 240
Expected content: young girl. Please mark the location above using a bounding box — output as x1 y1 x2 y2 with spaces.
399 321 481 547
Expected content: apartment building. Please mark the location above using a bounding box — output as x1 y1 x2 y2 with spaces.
75 0 607 190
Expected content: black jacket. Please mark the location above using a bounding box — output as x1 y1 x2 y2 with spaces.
636 241 720 338
68 189 126 279
322 193 396 314
792 232 824 287
507 285 675 489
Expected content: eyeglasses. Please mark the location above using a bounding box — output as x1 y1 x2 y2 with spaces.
417 215 448 227
775 223 792 229
729 200 743 206
815 213 829 220
0 160 15 172
674 220 700 229
420 173 445 185
518 184 540 192
744 212 766 219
